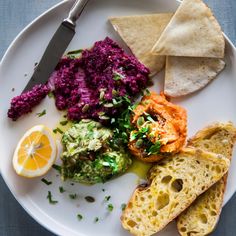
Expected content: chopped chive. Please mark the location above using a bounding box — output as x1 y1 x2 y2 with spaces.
77 214 83 221
67 49 83 55
146 115 155 123
53 127 63 134
104 195 111 202
52 164 61 173
69 194 77 200
144 89 151 96
121 203 126 211
94 217 99 223
41 178 52 185
60 120 68 126
47 191 58 204
36 109 46 117
59 186 66 193
107 203 114 212
102 188 105 192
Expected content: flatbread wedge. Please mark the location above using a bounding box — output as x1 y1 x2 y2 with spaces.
109 14 173 76
121 148 230 236
164 56 226 97
151 0 225 58
177 122 236 236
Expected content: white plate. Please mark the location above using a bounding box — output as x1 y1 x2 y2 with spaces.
0 0 236 235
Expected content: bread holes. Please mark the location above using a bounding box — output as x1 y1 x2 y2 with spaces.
206 164 210 169
210 210 217 216
127 220 137 228
140 197 145 202
187 231 199 236
180 227 187 232
211 203 216 210
152 211 158 216
199 214 208 224
171 179 183 192
161 175 172 184
215 165 221 173
156 192 170 210
148 195 152 199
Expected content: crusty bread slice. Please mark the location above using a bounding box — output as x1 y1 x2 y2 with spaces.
121 148 230 236
177 122 236 236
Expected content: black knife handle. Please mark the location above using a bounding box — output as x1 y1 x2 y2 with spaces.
64 0 90 26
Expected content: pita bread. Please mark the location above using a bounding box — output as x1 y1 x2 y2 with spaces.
164 56 225 97
151 0 225 58
109 14 173 76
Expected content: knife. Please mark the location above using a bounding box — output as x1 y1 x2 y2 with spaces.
23 0 90 93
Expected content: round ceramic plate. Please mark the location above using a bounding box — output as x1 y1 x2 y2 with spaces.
0 0 236 235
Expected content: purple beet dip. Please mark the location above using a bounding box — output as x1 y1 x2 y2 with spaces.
8 37 150 122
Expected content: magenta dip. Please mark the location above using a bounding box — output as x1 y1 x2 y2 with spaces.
8 37 150 121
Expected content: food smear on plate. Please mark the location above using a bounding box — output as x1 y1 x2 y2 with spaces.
60 119 132 184
12 125 57 178
8 84 49 121
128 92 187 162
8 37 150 122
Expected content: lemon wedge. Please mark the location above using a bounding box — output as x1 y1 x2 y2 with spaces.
13 125 57 178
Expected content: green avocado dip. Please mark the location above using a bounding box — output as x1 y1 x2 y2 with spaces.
61 119 132 184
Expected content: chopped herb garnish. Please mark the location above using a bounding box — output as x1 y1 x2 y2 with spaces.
41 178 52 185
107 203 114 212
52 164 61 173
11 88 15 92
110 118 116 124
147 141 161 155
146 115 155 123
48 91 54 98
94 217 99 223
104 195 111 202
71 183 74 186
85 196 95 203
53 127 63 134
47 191 58 204
121 203 126 211
67 49 83 55
144 89 151 96
67 49 83 59
102 188 106 192
113 71 124 81
60 120 68 126
77 214 83 221
36 109 46 117
137 116 145 127
69 194 77 200
59 186 66 193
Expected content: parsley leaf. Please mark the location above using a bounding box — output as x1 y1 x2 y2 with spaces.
94 217 99 223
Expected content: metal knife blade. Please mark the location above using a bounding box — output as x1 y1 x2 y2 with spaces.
23 0 89 93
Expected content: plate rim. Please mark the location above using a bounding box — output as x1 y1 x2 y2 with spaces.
0 0 236 235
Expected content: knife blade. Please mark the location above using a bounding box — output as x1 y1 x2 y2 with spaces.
23 0 89 93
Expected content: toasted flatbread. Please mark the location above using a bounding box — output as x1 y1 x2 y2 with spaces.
121 148 230 236
177 122 236 236
109 13 173 76
151 0 225 58
164 56 225 97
